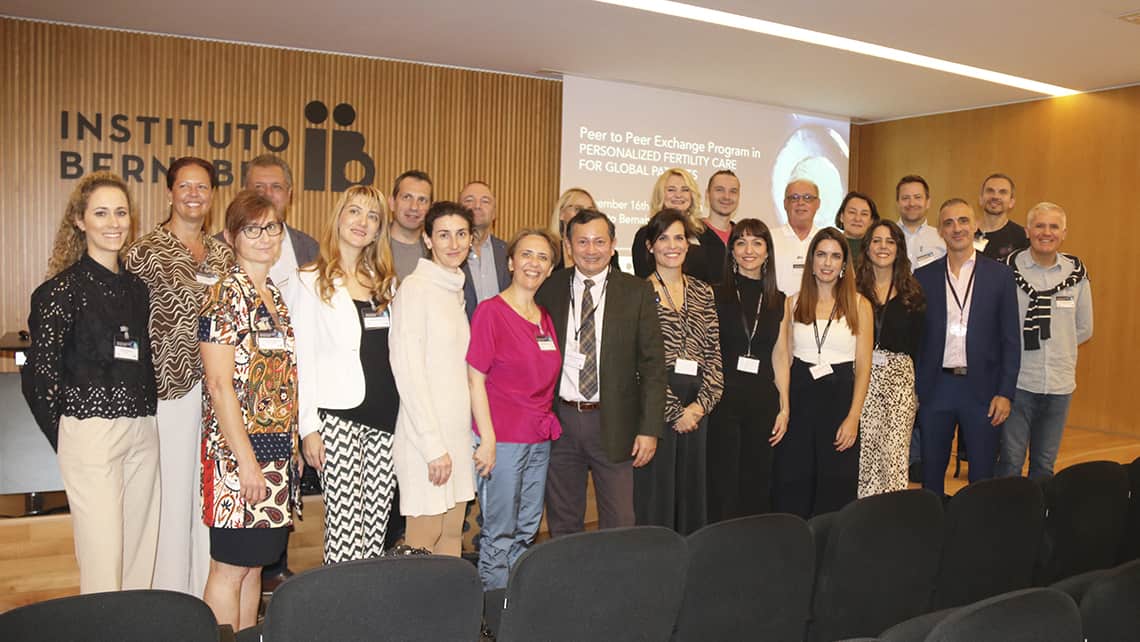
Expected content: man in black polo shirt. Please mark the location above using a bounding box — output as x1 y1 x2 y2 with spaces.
975 173 1029 261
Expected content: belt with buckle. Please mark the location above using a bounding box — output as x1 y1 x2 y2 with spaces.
942 367 968 376
560 398 601 412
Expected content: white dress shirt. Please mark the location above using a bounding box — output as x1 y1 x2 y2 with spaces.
558 267 609 403
270 226 300 307
902 221 946 271
772 224 819 296
943 251 976 368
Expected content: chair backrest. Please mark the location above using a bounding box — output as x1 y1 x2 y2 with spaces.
261 556 482 642
497 526 687 642
673 514 814 642
933 476 1045 609
807 489 944 642
1122 456 1140 563
1079 559 1140 642
0 589 219 641
925 588 1082 642
1038 460 1130 583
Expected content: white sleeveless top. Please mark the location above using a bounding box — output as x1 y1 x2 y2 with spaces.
792 315 856 366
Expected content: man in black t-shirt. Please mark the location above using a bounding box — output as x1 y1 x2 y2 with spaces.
975 173 1029 261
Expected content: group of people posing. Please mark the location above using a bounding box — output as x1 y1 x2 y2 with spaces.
21 156 1092 631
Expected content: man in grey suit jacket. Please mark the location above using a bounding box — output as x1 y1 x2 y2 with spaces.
535 210 666 537
459 181 510 319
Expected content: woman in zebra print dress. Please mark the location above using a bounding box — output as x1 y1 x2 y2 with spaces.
125 157 233 596
634 209 723 535
293 185 400 564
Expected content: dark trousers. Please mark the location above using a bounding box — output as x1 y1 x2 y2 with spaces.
634 418 708 535
920 372 1001 495
772 359 859 518
707 385 776 522
544 406 634 537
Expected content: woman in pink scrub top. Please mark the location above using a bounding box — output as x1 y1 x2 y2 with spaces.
466 228 563 591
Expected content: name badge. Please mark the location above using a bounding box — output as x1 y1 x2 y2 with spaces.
537 334 557 351
564 351 586 370
809 363 833 380
949 322 968 337
917 250 934 261
792 258 805 270
872 349 888 366
113 339 139 361
973 237 989 252
737 355 760 374
195 271 218 286
1054 295 1075 309
257 330 285 351
674 358 699 376
362 308 390 330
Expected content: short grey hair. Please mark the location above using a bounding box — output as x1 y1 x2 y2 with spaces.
1026 202 1067 229
242 154 294 190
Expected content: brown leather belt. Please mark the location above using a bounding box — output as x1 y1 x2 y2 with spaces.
942 367 968 376
560 398 601 412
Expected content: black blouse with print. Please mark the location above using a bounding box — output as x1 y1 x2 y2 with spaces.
21 254 157 449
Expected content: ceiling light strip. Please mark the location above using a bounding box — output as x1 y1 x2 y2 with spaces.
594 0 1079 97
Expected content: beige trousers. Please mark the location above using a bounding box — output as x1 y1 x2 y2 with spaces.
152 383 210 596
57 414 160 594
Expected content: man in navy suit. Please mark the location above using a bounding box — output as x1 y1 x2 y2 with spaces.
915 198 1021 496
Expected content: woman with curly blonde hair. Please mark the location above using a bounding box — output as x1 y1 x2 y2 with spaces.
23 172 160 593
293 185 401 562
632 168 710 280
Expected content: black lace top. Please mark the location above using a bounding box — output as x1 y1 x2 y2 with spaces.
21 254 157 449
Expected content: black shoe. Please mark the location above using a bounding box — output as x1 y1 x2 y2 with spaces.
261 569 294 593
908 462 924 483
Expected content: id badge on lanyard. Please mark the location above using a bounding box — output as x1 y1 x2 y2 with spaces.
113 325 139 361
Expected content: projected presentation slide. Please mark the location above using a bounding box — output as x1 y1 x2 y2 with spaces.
560 75 851 263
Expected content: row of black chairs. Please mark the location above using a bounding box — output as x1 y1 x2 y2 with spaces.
3 457 1137 641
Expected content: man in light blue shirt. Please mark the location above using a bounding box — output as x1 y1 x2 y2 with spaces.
997 202 1093 480
897 174 946 271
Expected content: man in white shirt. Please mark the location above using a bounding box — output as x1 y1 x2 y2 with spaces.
535 209 665 536
896 174 946 271
772 179 821 295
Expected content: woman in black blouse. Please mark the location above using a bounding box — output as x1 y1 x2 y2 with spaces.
854 220 925 496
708 219 790 521
22 172 160 593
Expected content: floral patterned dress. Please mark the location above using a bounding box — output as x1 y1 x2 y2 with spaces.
198 265 300 529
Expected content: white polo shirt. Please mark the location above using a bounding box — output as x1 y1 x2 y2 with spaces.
902 221 946 272
772 224 819 296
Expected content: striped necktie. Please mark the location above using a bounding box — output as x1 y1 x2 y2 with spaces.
578 279 598 398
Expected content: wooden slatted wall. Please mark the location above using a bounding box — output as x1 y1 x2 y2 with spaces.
0 18 561 372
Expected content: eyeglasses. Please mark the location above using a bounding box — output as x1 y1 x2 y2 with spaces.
240 221 284 239
785 194 819 203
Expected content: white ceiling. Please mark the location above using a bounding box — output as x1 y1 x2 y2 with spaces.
3 0 1140 121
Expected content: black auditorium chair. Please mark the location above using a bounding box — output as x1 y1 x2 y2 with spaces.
924 588 1082 642
496 526 687 642
1122 456 1140 563
806 490 944 642
259 556 482 642
1077 558 1140 642
0 589 224 642
932 476 1045 609
1037 460 1130 584
673 514 814 641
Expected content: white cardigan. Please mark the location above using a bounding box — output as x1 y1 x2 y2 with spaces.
293 269 367 439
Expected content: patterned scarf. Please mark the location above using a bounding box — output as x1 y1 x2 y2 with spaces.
1006 249 1087 350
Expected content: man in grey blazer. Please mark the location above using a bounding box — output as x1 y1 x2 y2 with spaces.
536 209 666 536
459 180 510 319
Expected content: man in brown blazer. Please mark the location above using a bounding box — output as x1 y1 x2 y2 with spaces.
536 209 666 536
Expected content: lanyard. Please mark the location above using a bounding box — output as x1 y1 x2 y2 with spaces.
813 300 839 360
946 263 976 322
735 283 764 357
569 267 611 342
654 271 689 353
872 278 894 350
